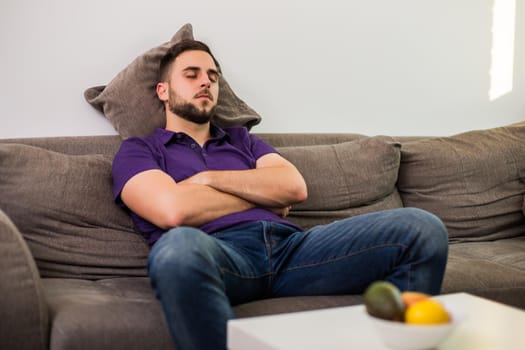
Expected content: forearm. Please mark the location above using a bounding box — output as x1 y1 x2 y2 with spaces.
121 169 255 230
172 183 255 227
187 166 307 208
121 154 307 230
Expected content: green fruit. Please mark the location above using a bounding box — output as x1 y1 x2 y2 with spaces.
364 281 405 322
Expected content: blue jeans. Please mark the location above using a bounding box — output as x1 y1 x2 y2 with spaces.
148 208 448 350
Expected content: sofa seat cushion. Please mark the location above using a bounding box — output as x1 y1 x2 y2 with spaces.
233 294 363 318
0 143 150 279
43 278 174 350
442 237 525 309
278 136 404 229
43 278 362 350
398 122 525 242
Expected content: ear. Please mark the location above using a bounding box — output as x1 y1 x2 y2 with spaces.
156 82 169 102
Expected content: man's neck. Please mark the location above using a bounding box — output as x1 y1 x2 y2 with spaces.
165 114 212 147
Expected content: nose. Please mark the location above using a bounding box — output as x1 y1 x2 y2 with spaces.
200 75 211 88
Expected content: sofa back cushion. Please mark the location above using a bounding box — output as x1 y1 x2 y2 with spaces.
398 122 525 242
278 136 404 229
0 144 149 279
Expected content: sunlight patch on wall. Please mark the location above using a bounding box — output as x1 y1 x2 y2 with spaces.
489 0 516 101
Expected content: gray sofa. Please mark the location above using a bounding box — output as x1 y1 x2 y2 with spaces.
1 122 524 350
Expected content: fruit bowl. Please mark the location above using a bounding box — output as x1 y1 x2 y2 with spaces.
367 308 461 350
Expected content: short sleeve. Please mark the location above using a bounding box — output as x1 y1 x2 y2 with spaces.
112 138 162 203
249 134 278 160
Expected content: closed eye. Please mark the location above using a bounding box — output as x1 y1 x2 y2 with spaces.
208 71 220 83
182 67 220 83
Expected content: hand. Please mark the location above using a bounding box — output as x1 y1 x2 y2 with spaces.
269 206 292 218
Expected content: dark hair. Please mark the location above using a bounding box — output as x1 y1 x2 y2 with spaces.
158 39 221 82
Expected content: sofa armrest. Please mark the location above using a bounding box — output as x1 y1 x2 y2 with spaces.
0 209 48 350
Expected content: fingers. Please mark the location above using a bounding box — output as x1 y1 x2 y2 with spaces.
267 205 292 217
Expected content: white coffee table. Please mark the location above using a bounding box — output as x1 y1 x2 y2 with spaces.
228 293 525 350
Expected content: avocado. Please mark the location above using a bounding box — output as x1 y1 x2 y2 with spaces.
364 281 405 322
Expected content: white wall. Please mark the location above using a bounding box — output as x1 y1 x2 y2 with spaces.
1 0 523 138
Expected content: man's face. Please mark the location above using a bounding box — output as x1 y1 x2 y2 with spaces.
163 50 220 124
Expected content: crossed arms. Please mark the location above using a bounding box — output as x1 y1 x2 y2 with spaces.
120 153 308 230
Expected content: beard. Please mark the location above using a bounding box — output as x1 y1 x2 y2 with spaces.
167 88 216 125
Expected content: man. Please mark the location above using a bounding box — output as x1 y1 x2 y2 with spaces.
112 39 448 350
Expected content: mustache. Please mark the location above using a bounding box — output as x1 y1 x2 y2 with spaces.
194 89 214 101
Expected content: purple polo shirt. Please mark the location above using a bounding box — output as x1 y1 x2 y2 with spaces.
112 125 301 245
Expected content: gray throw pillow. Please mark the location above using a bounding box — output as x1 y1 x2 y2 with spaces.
0 144 149 279
398 121 525 242
84 23 261 139
278 137 404 229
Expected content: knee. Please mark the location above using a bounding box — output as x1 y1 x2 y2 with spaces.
407 208 447 237
148 227 215 281
402 208 449 254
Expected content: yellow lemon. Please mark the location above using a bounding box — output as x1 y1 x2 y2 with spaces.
405 299 450 325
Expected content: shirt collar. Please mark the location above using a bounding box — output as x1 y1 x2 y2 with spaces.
154 124 229 146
